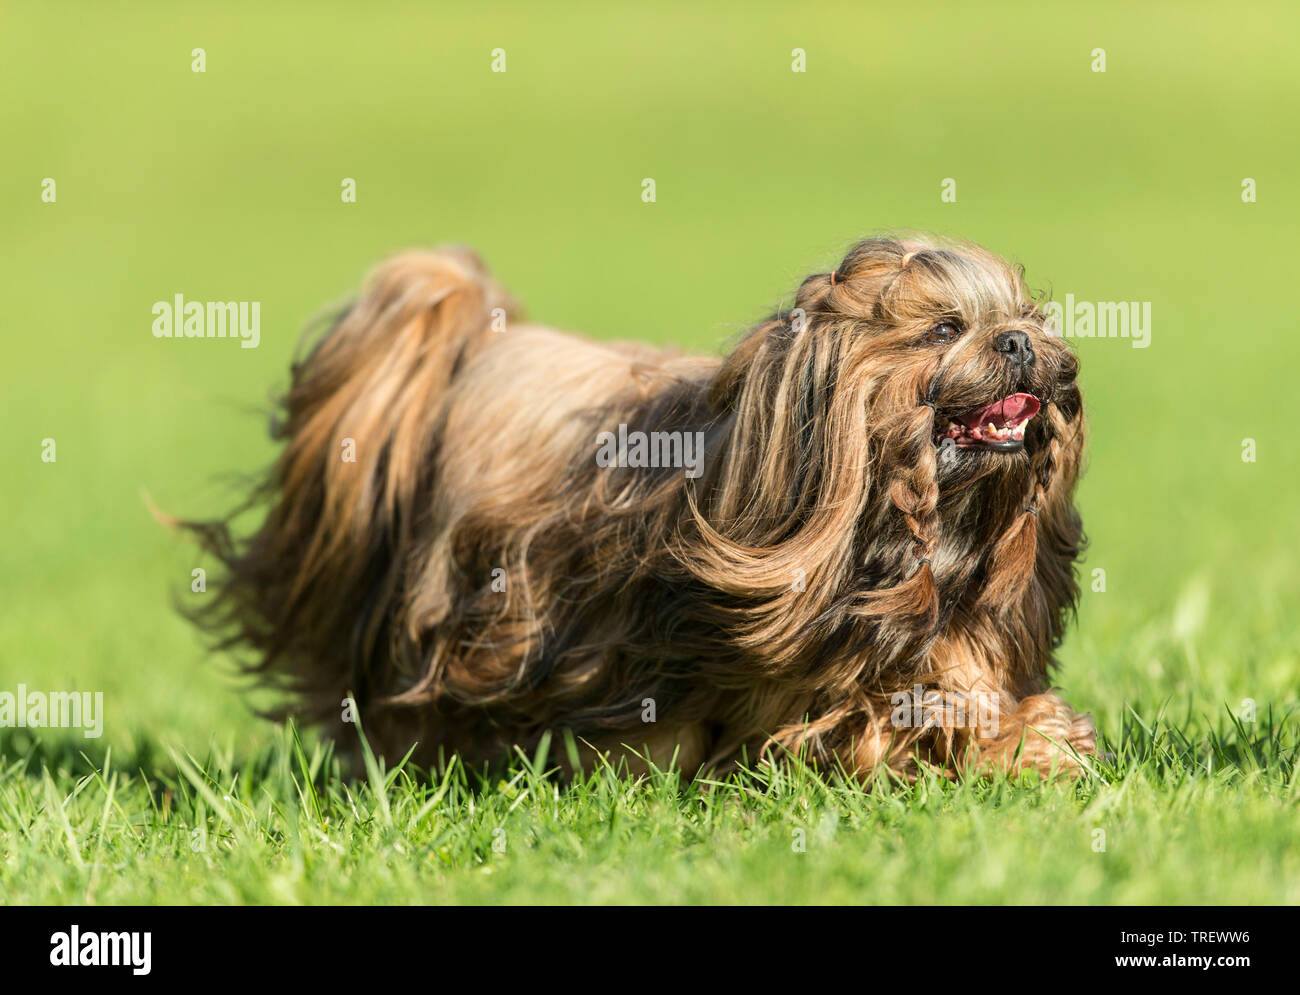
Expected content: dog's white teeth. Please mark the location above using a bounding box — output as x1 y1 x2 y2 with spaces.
934 416 1029 446
983 422 1008 440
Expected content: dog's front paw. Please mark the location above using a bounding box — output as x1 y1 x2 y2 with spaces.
1067 712 1096 755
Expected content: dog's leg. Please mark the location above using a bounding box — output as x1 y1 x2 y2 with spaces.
960 691 1096 777
906 635 1096 778
848 685 1094 781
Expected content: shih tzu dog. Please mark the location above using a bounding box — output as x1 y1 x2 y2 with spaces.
188 235 1096 780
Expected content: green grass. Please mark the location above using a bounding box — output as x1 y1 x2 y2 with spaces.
2 1 1298 904
3 710 1297 905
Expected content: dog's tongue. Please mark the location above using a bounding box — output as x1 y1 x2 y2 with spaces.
956 392 1040 430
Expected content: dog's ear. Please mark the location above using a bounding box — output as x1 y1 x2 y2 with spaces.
709 307 865 510
683 306 880 659
1035 494 1084 648
1034 396 1086 647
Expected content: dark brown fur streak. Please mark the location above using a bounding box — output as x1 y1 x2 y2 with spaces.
184 235 1096 780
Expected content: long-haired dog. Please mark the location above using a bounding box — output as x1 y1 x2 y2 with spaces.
188 235 1096 780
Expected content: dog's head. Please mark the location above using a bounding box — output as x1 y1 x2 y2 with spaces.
824 235 1082 491
706 236 1084 660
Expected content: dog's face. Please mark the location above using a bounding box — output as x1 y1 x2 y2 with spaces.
778 238 1084 527
707 236 1086 639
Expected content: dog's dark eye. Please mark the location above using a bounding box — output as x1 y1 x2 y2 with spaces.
925 323 960 344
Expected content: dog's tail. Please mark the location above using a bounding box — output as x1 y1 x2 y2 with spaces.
185 248 518 733
280 247 514 548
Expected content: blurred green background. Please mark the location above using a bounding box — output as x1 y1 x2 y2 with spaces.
2 1 1296 765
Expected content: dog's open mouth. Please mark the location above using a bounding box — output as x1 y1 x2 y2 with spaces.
935 392 1040 450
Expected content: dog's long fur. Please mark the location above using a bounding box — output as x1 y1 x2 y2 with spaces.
188 235 1095 778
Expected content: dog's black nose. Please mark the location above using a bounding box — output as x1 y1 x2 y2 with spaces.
994 329 1034 366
